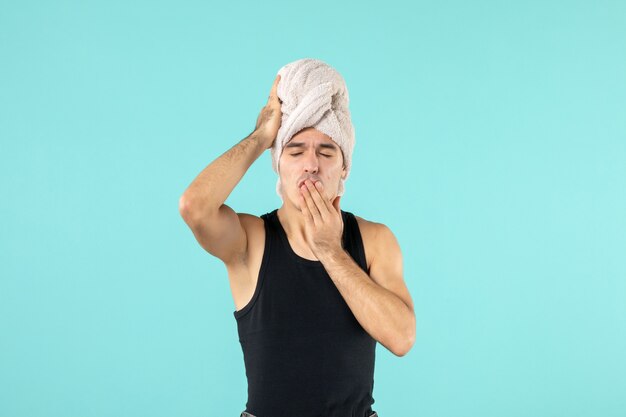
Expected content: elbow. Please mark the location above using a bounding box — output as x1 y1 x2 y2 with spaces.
392 315 416 357
178 195 192 220
392 334 415 357
179 194 202 224
179 195 221 228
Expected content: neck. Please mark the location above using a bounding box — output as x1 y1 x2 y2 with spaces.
276 202 307 242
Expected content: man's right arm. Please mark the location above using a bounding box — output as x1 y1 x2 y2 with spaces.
178 131 269 264
178 74 282 265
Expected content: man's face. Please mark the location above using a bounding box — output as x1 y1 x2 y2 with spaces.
278 127 346 208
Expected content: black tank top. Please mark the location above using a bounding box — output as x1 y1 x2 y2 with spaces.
233 208 377 417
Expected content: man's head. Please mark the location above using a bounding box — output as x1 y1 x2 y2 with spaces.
277 127 346 209
270 58 355 202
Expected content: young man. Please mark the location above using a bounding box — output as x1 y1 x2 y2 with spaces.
179 59 415 417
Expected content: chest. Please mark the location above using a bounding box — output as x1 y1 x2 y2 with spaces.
228 216 376 313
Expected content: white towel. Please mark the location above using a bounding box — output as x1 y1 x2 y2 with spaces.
271 58 355 201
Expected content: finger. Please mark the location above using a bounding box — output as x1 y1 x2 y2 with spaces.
313 181 334 213
301 183 321 219
301 183 322 224
299 192 314 225
272 74 280 91
306 180 331 220
268 74 281 104
300 193 315 228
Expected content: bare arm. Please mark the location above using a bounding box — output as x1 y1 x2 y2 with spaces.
318 224 416 357
296 172 416 356
178 74 282 264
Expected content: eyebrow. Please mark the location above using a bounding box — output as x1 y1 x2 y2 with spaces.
284 142 338 151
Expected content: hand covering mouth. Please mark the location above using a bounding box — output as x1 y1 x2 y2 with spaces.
298 178 320 188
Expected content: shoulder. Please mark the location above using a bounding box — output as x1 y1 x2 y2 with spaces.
237 212 264 228
353 214 399 249
353 213 412 312
353 214 377 243
352 213 402 270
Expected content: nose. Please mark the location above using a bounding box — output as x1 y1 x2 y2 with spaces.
302 150 319 174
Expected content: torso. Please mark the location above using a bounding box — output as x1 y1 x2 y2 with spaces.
226 212 378 313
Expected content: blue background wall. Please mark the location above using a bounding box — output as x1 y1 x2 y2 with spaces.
1 1 625 416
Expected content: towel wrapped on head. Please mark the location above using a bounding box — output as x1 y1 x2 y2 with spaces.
271 58 355 201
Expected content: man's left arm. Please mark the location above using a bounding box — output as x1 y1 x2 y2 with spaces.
319 223 416 357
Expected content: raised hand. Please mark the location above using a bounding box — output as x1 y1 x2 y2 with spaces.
254 74 282 149
299 179 343 259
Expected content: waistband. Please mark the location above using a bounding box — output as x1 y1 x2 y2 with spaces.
240 412 379 417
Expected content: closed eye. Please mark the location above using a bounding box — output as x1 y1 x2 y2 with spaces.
291 153 333 158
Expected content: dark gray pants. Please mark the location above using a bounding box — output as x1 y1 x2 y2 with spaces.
240 412 379 417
